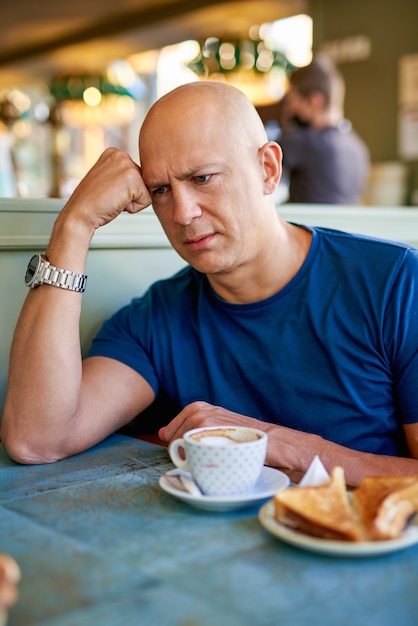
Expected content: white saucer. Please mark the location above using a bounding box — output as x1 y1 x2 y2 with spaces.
259 500 418 557
159 466 290 512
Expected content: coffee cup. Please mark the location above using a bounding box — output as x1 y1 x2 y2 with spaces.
168 426 267 496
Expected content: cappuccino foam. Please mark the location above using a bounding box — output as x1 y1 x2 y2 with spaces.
190 428 261 445
198 435 235 446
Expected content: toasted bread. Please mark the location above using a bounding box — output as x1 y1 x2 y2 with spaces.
274 468 418 542
273 467 365 541
352 475 418 540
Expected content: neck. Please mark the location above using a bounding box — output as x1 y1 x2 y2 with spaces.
207 220 312 304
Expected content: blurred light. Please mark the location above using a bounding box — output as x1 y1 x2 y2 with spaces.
263 14 313 67
175 40 201 64
34 102 50 122
249 25 261 41
106 60 147 99
156 41 200 97
12 119 32 139
188 37 292 106
7 89 31 115
128 49 160 74
219 43 236 70
0 88 31 123
49 73 140 126
203 37 220 57
53 128 72 155
107 60 137 88
83 86 102 107
186 14 312 106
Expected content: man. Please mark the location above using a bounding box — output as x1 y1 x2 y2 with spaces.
278 55 370 204
1 81 418 486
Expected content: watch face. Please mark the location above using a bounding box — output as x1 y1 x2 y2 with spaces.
25 254 40 286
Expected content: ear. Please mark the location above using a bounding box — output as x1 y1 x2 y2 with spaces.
259 141 282 195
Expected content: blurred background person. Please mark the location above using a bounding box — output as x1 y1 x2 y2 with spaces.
276 54 370 204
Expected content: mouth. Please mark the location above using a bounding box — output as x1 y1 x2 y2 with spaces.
184 233 216 251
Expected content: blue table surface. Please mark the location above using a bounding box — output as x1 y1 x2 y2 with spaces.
1 433 417 626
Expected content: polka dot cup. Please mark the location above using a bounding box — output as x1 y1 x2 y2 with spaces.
169 426 268 496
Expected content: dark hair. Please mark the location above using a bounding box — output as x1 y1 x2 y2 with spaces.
289 54 345 110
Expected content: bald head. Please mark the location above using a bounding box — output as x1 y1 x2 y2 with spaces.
139 81 268 159
136 80 283 289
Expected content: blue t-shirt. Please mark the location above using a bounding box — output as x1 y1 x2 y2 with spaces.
89 226 418 456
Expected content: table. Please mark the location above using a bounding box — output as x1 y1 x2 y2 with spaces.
1 434 417 626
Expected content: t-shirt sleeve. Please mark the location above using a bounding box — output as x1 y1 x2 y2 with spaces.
87 296 160 396
387 248 418 425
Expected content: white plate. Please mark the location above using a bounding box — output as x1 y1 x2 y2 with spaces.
259 500 418 557
159 466 290 512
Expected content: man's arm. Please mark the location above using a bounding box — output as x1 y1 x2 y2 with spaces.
1 148 154 464
159 402 418 486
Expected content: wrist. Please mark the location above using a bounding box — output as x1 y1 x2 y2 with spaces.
46 212 94 272
25 253 87 293
266 424 322 474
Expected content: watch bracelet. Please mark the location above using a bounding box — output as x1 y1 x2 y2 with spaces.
42 265 87 292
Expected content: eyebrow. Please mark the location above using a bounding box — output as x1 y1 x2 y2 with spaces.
147 162 225 189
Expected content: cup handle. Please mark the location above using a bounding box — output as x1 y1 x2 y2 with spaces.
169 438 190 471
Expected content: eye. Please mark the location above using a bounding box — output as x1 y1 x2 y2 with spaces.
153 185 168 196
194 174 211 184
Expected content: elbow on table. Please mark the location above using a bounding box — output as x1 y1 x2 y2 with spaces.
0 422 61 465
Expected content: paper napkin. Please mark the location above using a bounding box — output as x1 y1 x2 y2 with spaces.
298 455 330 487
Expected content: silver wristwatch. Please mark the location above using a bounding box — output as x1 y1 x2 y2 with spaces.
25 253 87 293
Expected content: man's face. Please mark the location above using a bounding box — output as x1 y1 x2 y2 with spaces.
139 105 270 277
285 87 314 124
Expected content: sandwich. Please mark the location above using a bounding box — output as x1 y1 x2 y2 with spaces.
273 467 364 541
352 475 418 540
273 467 418 542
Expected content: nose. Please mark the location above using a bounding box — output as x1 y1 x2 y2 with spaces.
172 185 202 225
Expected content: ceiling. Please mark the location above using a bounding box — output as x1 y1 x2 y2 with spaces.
0 0 307 87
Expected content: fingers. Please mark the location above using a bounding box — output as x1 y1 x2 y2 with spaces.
159 401 259 445
158 403 290 469
158 403 200 443
63 148 152 230
104 148 152 212
0 554 20 610
0 555 20 585
123 164 152 213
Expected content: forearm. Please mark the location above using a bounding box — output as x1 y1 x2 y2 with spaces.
265 424 418 487
1 218 93 463
160 401 418 486
1 148 152 463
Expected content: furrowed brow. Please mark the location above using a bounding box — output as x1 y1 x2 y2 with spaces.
147 162 223 189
